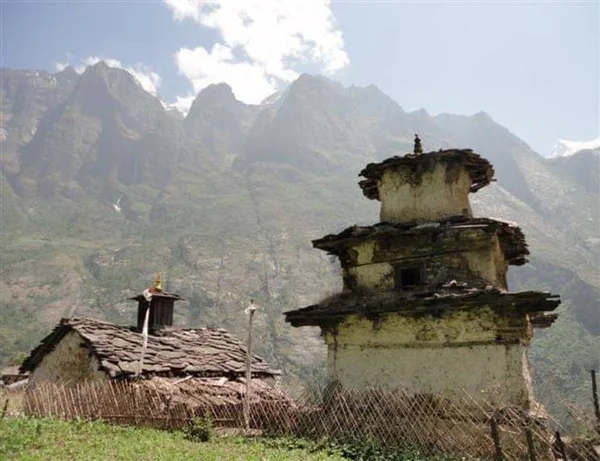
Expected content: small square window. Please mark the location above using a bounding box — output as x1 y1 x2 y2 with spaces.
395 265 423 289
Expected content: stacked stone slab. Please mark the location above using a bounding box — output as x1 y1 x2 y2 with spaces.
284 149 560 407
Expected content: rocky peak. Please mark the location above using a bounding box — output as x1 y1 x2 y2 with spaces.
0 68 79 175
191 83 237 107
56 66 79 78
185 83 245 127
470 111 496 124
349 83 404 120
72 62 166 128
184 84 258 162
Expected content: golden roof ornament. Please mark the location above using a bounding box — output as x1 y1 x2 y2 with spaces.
153 272 163 292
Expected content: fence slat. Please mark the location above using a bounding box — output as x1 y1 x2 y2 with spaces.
7 380 595 459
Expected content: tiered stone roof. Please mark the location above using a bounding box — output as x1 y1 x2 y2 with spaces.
312 216 529 266
284 284 560 329
358 149 495 200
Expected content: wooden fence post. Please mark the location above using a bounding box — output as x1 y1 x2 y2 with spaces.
490 415 504 461
244 300 256 431
591 369 600 435
1 398 8 419
555 431 568 461
524 423 537 461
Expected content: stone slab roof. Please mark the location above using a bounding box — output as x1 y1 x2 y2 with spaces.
358 149 495 200
129 291 182 302
143 376 293 409
312 216 529 266
284 284 560 328
1 366 24 376
21 318 280 379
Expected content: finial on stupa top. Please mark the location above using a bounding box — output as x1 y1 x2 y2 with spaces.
413 134 423 155
153 272 163 292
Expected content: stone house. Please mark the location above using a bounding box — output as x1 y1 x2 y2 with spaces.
20 285 287 407
284 149 560 407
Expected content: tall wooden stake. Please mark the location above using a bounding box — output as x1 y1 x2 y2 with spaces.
137 303 150 377
555 431 568 461
243 300 257 431
490 415 504 461
525 423 537 461
592 369 600 435
1 398 8 420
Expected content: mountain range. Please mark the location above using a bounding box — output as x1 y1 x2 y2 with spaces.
1 62 598 411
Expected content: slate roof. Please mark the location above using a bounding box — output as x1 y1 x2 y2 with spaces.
144 376 293 408
358 149 495 200
21 318 281 379
284 284 560 328
312 216 530 266
1 366 23 376
129 291 181 302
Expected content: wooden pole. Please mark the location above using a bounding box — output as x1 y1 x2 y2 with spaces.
525 424 537 461
1 398 8 420
243 300 256 431
137 303 150 377
591 369 600 435
490 414 504 461
555 431 568 461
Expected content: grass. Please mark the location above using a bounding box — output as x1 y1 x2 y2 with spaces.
0 417 345 461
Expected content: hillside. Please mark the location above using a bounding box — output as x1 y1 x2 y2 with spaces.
1 63 598 406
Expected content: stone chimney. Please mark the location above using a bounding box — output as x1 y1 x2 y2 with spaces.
130 273 181 331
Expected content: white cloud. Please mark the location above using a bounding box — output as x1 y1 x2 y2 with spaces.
176 44 278 105
163 0 200 21
54 56 162 97
162 94 196 115
164 0 349 104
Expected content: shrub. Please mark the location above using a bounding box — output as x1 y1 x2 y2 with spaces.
183 413 214 443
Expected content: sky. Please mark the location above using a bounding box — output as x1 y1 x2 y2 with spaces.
1 0 598 155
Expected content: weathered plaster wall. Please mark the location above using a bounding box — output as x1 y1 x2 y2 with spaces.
30 331 107 384
490 235 509 290
325 312 533 406
379 163 473 222
346 229 492 266
325 310 528 346
343 234 508 291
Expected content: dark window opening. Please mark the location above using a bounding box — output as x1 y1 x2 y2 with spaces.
395 266 424 289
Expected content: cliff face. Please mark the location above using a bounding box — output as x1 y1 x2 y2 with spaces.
1 65 598 408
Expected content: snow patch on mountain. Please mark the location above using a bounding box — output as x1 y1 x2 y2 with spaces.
549 137 600 158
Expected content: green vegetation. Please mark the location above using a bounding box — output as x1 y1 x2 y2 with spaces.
0 417 344 461
259 437 466 461
529 308 600 423
183 413 215 443
0 418 461 460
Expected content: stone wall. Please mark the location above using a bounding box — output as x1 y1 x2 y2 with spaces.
379 163 473 222
30 331 107 384
324 311 534 407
